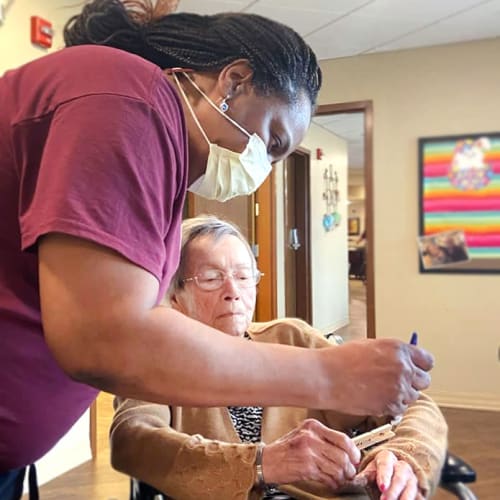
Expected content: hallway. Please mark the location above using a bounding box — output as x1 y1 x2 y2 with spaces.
334 279 367 342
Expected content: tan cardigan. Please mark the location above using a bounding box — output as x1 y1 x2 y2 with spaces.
110 318 447 500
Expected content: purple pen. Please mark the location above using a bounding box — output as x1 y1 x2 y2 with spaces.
410 332 418 345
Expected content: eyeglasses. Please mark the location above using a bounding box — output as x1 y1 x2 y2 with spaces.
181 269 263 291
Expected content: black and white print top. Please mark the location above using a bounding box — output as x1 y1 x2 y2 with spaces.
227 404 263 444
227 333 293 500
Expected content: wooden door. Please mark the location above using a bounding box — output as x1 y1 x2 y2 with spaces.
283 150 312 323
253 172 276 321
187 182 276 322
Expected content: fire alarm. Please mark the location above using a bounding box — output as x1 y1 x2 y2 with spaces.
316 148 324 160
31 16 53 48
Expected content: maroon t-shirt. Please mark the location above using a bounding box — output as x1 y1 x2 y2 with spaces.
0 45 188 470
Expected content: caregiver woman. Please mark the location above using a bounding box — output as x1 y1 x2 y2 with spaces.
0 0 433 491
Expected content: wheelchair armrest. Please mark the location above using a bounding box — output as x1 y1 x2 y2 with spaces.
130 478 167 500
441 452 476 484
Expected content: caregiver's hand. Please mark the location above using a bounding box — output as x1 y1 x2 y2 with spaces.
318 338 434 416
262 419 360 490
355 450 424 500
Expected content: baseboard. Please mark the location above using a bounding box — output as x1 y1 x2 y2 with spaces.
427 390 500 411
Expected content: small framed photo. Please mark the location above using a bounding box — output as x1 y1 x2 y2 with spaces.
418 230 470 270
348 217 360 236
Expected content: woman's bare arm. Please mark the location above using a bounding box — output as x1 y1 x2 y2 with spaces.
39 234 434 413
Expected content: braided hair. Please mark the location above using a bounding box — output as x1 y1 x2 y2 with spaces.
64 0 322 106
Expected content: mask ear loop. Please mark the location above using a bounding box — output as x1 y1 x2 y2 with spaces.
182 72 252 139
171 71 211 146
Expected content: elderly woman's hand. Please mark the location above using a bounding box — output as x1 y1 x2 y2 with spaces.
261 418 361 490
355 449 424 500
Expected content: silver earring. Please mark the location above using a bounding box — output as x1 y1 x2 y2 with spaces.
219 97 229 113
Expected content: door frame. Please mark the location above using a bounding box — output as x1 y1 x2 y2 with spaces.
90 402 96 459
315 101 375 339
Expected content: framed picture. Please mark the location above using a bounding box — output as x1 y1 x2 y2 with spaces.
418 131 500 273
348 216 360 236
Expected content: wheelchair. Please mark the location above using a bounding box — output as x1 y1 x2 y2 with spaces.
130 453 477 500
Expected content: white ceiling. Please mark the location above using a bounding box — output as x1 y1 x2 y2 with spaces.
176 0 500 60
177 0 500 172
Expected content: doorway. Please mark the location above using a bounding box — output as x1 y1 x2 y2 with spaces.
283 149 312 324
314 101 375 338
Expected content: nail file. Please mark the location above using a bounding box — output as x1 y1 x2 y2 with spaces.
352 423 395 450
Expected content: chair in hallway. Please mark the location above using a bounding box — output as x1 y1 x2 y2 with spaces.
348 248 366 281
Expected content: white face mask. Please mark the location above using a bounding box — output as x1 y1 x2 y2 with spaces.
172 72 272 202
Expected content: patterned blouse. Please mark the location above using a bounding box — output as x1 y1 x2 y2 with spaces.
227 333 292 500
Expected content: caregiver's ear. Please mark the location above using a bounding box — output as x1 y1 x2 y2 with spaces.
216 59 254 97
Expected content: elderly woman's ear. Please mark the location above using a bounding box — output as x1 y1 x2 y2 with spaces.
168 293 181 311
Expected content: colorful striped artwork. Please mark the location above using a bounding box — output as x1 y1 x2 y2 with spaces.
419 132 500 272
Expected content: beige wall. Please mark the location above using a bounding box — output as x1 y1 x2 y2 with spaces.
304 123 349 333
0 0 78 75
320 38 500 409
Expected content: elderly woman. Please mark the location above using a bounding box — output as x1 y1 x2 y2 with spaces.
111 216 447 500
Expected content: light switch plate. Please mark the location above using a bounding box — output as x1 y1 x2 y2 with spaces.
0 4 4 25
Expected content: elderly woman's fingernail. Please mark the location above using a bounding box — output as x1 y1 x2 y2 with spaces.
380 483 386 492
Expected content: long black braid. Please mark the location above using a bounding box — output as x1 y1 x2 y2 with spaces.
63 0 321 106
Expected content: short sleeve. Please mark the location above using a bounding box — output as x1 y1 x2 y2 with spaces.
19 93 185 281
